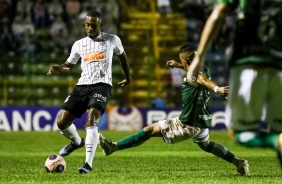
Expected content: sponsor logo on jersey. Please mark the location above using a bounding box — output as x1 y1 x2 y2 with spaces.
84 52 105 62
199 114 212 120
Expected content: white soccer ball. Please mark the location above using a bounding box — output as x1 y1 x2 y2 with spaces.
44 155 66 173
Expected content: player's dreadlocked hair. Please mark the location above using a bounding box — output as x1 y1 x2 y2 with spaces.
178 43 197 54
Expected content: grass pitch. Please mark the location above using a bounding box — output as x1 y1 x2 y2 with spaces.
0 130 281 184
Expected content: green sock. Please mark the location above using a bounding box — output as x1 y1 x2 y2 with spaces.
235 131 278 148
206 141 235 163
117 129 150 150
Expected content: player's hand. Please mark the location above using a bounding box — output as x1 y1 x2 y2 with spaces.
118 79 130 87
188 56 204 87
47 64 60 75
216 86 229 97
166 60 181 68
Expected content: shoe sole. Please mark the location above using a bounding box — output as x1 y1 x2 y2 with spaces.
78 168 91 173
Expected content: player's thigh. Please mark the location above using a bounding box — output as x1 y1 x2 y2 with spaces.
226 66 267 130
159 117 200 144
88 83 112 114
265 71 282 132
60 86 90 122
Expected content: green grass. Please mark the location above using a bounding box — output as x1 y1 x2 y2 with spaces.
0 130 281 184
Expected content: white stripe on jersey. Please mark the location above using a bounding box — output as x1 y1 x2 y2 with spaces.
67 32 124 86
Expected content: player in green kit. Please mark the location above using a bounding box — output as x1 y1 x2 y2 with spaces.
188 0 282 170
99 43 250 176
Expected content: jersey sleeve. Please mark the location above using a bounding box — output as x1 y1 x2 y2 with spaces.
112 35 124 55
67 41 80 64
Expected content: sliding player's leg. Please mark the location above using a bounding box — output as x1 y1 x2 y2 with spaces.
99 117 200 155
194 129 250 176
99 122 161 156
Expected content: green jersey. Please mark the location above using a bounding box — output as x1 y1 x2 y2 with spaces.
219 0 282 69
179 66 212 128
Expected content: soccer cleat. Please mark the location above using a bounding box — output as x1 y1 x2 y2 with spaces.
98 133 119 156
276 133 282 170
236 159 250 176
78 162 92 174
59 138 85 156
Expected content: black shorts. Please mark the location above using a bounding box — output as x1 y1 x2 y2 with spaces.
62 83 112 118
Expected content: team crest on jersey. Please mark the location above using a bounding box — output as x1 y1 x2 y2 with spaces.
99 40 106 46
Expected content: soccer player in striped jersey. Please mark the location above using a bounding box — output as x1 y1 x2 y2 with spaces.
188 0 282 171
99 43 250 176
47 11 131 173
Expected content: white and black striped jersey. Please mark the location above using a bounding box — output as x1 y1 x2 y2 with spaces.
67 32 124 86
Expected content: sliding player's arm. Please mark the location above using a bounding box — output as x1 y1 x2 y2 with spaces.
196 72 228 97
166 60 185 70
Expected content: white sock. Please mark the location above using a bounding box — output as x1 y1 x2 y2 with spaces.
85 126 98 168
60 123 82 145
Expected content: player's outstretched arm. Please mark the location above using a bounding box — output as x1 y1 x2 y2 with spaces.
188 4 229 86
166 60 185 70
47 61 74 75
196 73 228 97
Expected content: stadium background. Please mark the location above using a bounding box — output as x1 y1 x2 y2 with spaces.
0 0 232 131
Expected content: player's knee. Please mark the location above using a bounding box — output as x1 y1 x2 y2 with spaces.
57 118 68 130
56 110 75 130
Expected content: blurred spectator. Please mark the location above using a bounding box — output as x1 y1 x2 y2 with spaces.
30 0 49 29
156 0 171 20
67 26 81 52
78 1 92 20
0 0 11 32
11 15 23 36
0 27 16 56
47 0 64 23
102 15 118 34
12 14 35 34
64 0 81 18
152 97 166 108
165 67 185 107
0 0 15 56
64 0 81 29
12 14 35 36
50 28 69 57
16 0 32 15
104 0 119 23
19 28 39 58
179 0 207 46
50 15 67 37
